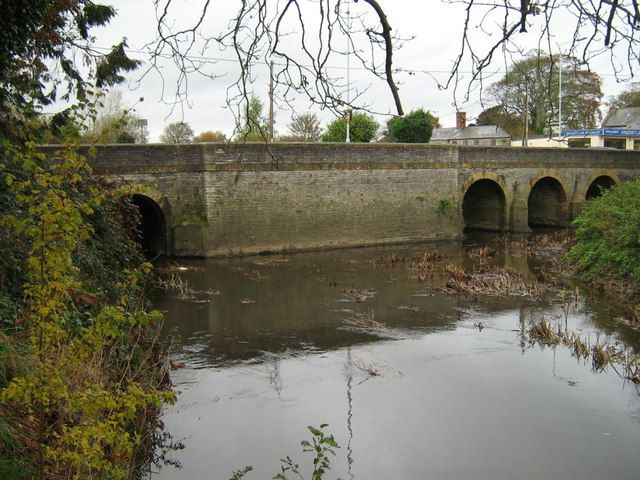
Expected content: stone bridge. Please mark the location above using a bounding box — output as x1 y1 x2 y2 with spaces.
56 143 640 257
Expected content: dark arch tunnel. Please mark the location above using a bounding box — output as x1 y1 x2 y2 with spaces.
586 176 616 200
462 179 506 231
528 177 568 228
130 194 168 257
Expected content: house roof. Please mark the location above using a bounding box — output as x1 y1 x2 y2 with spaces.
602 107 640 128
431 125 511 141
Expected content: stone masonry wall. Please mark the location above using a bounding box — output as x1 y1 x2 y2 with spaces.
38 143 640 257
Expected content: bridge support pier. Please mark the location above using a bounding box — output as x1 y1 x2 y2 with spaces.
508 182 532 233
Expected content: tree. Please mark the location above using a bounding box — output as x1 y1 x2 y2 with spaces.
487 52 603 135
235 95 270 141
445 1 640 102
0 1 140 141
607 83 640 109
193 130 228 142
386 109 439 143
160 122 194 143
288 113 322 142
476 106 525 138
150 0 405 121
321 113 379 143
83 90 149 144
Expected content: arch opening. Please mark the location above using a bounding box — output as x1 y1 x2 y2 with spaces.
462 179 506 231
586 176 616 200
528 177 567 228
130 194 167 257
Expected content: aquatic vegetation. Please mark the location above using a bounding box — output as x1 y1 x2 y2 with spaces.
155 273 197 300
526 317 640 383
440 265 543 298
342 288 375 303
374 252 406 268
343 308 388 331
467 246 497 260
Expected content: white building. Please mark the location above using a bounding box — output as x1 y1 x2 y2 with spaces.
561 107 640 150
431 112 512 146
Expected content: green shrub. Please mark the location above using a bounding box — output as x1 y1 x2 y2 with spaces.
568 179 640 282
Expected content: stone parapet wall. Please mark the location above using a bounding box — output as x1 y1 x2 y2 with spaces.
37 143 640 257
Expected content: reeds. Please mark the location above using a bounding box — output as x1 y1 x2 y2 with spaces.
468 246 497 260
526 316 640 382
155 273 196 300
343 288 375 303
343 308 388 331
374 252 406 268
440 265 542 298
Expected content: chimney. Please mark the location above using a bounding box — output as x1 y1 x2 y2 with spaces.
456 111 467 129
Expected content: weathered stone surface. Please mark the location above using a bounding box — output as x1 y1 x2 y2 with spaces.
38 143 640 257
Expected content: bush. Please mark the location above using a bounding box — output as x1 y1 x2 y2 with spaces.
321 113 379 142
568 179 640 283
386 108 438 143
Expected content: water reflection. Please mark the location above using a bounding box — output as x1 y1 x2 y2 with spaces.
150 234 640 480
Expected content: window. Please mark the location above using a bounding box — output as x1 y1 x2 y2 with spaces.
634 140 640 150
490 139 496 146
568 138 591 148
473 139 480 146
603 137 626 150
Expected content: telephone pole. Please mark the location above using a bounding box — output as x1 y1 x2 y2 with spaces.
269 60 274 142
522 78 529 147
345 0 351 143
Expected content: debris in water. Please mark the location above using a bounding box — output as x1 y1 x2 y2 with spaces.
467 246 497 260
343 287 375 303
343 309 388 331
170 359 187 370
439 265 543 298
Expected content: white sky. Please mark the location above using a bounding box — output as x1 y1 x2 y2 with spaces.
91 1 638 141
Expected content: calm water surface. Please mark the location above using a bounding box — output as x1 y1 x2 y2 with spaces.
150 234 640 480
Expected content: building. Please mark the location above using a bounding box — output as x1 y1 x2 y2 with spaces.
561 107 640 150
430 112 512 147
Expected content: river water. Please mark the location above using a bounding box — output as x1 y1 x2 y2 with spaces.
150 233 640 480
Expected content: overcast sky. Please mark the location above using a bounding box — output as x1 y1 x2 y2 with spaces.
91 1 637 141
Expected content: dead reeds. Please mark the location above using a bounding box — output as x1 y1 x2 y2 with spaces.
155 273 196 300
408 250 444 281
343 308 388 331
342 288 375 303
440 265 543 298
373 252 406 268
467 246 497 260
526 316 640 382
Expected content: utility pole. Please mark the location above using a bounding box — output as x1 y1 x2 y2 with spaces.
522 78 529 147
345 0 351 143
558 55 563 142
269 60 274 142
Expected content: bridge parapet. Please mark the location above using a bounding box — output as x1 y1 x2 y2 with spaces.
37 143 640 256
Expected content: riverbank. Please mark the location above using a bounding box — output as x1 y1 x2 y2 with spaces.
0 145 174 479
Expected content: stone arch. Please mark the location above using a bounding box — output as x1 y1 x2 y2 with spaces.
527 172 569 228
460 173 508 231
130 194 169 256
118 185 173 256
585 171 620 200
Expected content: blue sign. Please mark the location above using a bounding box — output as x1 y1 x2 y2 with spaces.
562 128 640 138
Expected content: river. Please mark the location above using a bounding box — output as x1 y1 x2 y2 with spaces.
149 232 640 480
